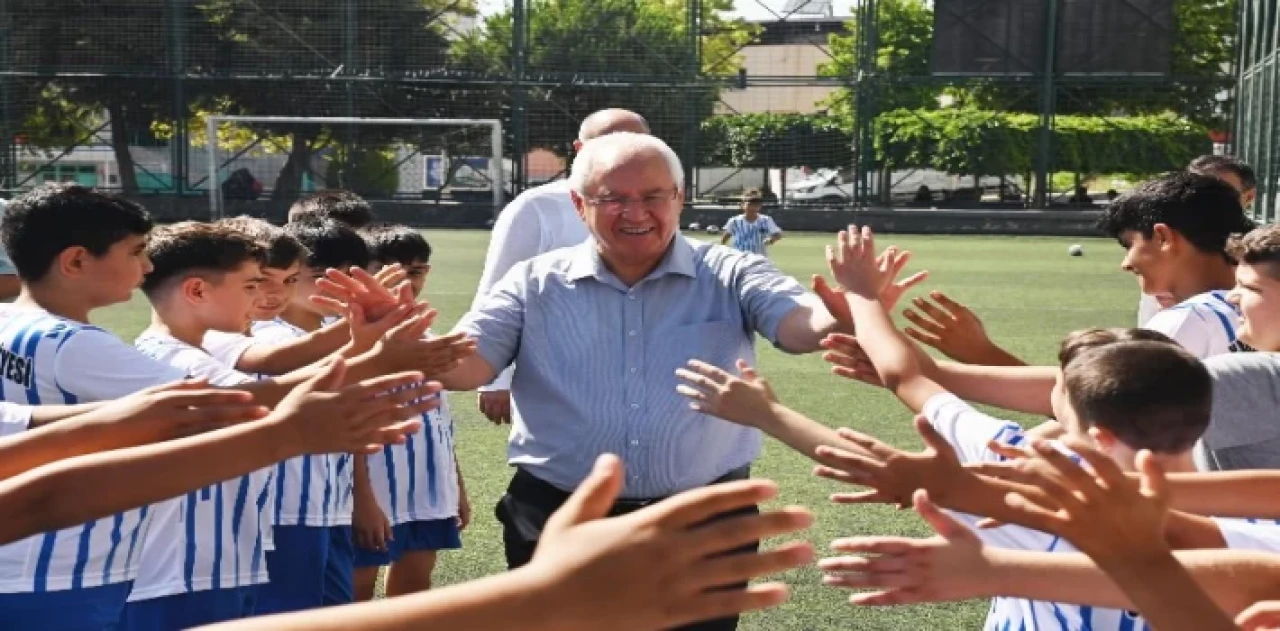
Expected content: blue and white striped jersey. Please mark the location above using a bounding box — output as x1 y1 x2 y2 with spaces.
250 318 352 527
1143 290 1239 359
721 214 781 256
366 391 459 524
923 393 1154 631
0 306 187 593
127 331 273 601
202 329 275 552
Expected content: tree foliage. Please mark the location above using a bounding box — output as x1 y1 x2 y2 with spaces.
821 0 1237 128
703 109 1209 177
451 0 755 156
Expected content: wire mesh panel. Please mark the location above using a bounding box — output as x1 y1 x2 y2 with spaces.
0 0 1243 220
204 116 501 220
1235 0 1280 222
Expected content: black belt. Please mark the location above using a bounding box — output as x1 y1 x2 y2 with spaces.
511 465 752 517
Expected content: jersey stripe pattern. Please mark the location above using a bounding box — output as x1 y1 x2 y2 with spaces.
722 215 778 256
365 391 460 524
127 333 273 601
251 318 351 527
0 312 151 592
1152 287 1239 355
924 393 1154 631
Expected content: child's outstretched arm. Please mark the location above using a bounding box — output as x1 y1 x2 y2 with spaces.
822 490 1269 625
0 360 436 545
199 454 815 631
0 380 267 482
825 226 947 413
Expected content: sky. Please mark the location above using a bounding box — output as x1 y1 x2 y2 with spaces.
474 0 858 21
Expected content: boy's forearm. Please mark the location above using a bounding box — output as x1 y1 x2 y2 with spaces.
0 410 162 482
0 418 295 545
755 402 876 461
27 402 105 428
982 548 1280 619
1097 553 1237 631
200 565 562 631
928 362 1056 417
238 321 350 375
845 294 921 389
1164 510 1228 550
1166 471 1280 519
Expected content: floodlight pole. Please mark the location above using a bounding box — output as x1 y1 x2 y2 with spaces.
1033 0 1060 209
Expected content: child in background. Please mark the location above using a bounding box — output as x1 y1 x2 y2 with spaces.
352 224 468 601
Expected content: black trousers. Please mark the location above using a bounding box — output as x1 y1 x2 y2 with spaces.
495 466 758 631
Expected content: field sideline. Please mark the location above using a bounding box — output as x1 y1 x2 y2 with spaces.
92 229 1137 630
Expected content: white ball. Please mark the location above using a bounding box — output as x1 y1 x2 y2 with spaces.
1068 244 1084 257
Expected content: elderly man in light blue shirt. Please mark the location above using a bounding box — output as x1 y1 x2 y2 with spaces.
443 132 847 630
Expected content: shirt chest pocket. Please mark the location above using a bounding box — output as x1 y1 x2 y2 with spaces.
654 320 752 380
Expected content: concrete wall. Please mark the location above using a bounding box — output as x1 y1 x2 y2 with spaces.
129 194 1105 237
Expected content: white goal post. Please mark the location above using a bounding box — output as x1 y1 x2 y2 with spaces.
205 115 504 219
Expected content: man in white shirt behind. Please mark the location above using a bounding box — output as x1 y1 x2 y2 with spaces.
470 108 650 424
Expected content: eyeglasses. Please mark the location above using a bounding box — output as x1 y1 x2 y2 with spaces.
583 188 680 214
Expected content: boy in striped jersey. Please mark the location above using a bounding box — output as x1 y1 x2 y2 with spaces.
0 185 455 630
1098 172 1254 359
352 224 467 600
119 222 446 629
252 219 373 614
202 217 357 376
719 189 782 257
0 185 193 630
898 171 1253 366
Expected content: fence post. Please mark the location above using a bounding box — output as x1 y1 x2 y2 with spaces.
1033 0 1060 209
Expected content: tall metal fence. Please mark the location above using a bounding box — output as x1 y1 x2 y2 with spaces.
1235 0 1280 222
0 0 1239 220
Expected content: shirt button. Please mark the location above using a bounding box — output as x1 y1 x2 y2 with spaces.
628 330 637 336
630 439 639 446
630 403 640 410
629 367 638 373
628 294 636 301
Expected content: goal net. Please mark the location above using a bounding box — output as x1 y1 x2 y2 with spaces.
203 116 503 219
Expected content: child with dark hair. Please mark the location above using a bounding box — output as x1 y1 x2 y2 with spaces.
351 224 468 602
1098 171 1255 359
288 190 375 229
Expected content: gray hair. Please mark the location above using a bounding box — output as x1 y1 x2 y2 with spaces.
569 132 684 196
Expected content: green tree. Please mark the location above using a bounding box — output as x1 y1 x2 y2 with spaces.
192 0 478 199
5 0 205 193
818 0 936 121
451 0 755 157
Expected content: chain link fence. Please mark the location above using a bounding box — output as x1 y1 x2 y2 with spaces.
0 0 1240 223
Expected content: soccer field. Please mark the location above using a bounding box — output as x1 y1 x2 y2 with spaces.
94 229 1136 630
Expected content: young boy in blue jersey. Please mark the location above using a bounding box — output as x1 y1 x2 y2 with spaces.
0 184 442 631
119 221 446 630
202 217 354 375
719 189 782 257
351 224 469 601
1097 171 1254 358
252 218 375 614
903 171 1253 365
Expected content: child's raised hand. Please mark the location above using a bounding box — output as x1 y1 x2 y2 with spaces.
996 439 1173 563
676 359 778 428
